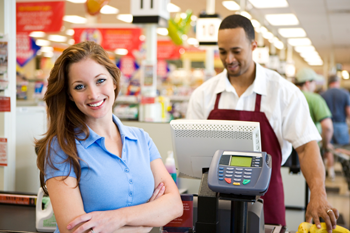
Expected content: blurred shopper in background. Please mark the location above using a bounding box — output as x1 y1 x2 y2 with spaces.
294 68 335 180
321 75 350 146
186 14 339 232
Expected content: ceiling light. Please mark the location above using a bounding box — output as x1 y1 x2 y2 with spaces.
63 15 87 24
117 14 133 23
265 14 299 26
288 38 311 46
248 0 288 8
66 29 75 36
29 31 46 38
191 15 198 21
187 38 199 46
139 35 146 41
308 61 323 66
35 39 50 46
43 51 54 58
260 26 268 34
182 34 188 40
40 46 53 53
251 19 261 28
263 32 274 40
300 51 319 58
274 41 284 49
180 13 187 19
157 28 168 36
222 1 240 11
342 70 349 79
66 0 86 3
239 11 252 20
100 5 119 14
167 3 180 12
294 45 315 53
68 39 75 45
115 48 128 55
48 35 67 42
278 28 306 38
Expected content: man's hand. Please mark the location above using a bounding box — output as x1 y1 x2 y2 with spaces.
305 193 339 233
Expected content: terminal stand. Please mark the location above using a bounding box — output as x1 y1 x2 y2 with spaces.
195 169 265 233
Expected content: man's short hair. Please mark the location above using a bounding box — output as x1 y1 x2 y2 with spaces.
328 75 340 86
219 14 255 41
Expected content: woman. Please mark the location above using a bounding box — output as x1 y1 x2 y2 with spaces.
35 41 183 233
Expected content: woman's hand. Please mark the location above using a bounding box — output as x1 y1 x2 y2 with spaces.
67 210 125 233
148 182 165 202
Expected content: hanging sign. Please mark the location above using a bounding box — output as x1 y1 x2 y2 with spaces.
0 138 7 167
157 40 182 60
73 27 142 55
16 1 65 33
196 15 222 46
0 97 11 112
16 33 41 67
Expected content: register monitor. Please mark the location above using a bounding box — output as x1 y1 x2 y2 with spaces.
170 119 262 179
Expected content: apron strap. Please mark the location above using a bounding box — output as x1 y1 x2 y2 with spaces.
255 94 262 112
214 93 221 110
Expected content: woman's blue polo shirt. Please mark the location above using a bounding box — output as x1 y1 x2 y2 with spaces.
44 115 161 214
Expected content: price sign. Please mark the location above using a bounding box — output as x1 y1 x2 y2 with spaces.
196 17 222 45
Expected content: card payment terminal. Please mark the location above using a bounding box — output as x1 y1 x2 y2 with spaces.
208 150 272 196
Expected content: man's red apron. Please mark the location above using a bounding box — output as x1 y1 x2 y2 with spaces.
208 92 286 226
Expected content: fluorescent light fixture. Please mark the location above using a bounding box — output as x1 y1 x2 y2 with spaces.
294 45 315 53
115 48 128 55
66 29 75 36
63 15 87 24
68 39 75 45
263 32 274 40
240 11 252 20
278 28 306 38
300 51 319 58
251 19 261 28
265 14 299 26
248 0 288 8
274 41 284 49
260 27 268 34
308 61 323 66
191 15 198 21
157 28 168 36
342 70 349 79
43 51 54 57
167 3 180 12
100 5 119 14
29 31 46 38
66 0 86 3
36 39 50 46
304 56 322 62
40 46 53 53
222 1 240 11
48 35 67 42
187 38 199 46
117 14 133 23
288 38 311 46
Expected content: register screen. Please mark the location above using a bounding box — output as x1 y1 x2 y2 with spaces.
230 156 252 167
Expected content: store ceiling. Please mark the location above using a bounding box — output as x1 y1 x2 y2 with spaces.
61 0 350 69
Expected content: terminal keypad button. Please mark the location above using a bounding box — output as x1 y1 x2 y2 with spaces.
225 178 232 184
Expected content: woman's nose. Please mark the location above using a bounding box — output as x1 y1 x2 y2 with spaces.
87 87 99 99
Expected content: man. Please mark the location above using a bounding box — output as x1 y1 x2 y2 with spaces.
186 14 338 232
321 75 350 146
294 68 335 180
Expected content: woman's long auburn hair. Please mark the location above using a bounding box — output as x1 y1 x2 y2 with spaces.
35 41 121 194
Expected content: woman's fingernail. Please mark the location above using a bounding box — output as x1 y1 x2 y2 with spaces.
317 224 321 228
67 225 71 229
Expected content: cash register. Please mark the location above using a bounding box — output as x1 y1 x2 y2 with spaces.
170 119 283 233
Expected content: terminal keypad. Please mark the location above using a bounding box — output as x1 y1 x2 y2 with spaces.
218 166 254 186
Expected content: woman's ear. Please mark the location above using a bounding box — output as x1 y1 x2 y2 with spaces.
68 92 74 101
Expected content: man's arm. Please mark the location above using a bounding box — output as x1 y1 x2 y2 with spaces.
345 106 350 119
320 118 333 150
295 141 339 233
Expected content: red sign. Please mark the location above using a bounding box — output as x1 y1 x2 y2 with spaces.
157 40 182 60
0 97 10 112
16 1 65 33
0 138 7 167
16 32 41 67
74 27 142 55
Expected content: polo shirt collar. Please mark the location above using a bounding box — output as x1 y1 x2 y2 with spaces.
215 62 267 96
78 115 137 148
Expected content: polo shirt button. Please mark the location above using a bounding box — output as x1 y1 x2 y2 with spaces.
123 160 126 163
124 168 129 173
129 179 133 184
129 192 132 196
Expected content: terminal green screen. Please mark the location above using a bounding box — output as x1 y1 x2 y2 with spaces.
230 156 252 167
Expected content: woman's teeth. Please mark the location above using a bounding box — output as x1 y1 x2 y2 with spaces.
88 100 104 107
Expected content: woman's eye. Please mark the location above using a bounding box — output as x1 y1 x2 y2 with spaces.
97 78 106 84
74 84 84 90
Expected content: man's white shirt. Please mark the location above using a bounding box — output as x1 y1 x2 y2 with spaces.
186 63 321 165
